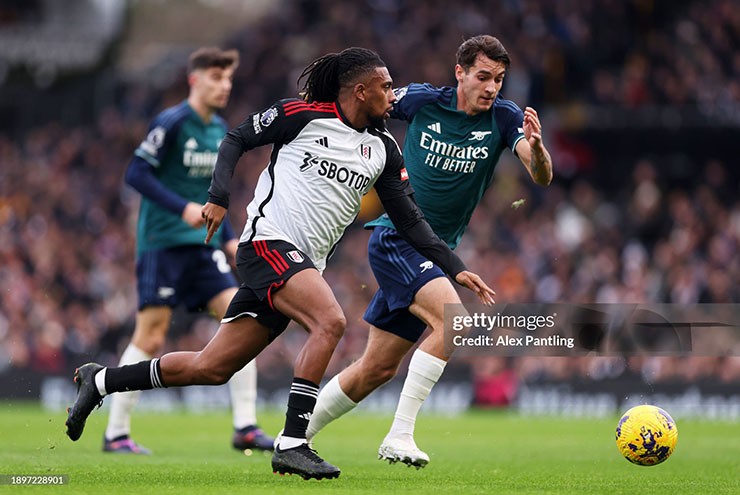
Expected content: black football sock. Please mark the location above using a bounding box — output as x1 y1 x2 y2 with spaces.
283 377 319 439
104 358 166 394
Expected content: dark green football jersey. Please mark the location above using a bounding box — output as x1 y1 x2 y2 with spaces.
367 84 525 249
132 101 227 254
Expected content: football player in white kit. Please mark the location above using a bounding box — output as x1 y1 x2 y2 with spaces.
65 47 496 481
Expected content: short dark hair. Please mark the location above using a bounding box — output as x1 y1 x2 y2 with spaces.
298 47 386 103
188 47 239 73
456 35 510 71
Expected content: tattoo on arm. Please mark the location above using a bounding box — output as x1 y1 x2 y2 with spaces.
529 146 552 185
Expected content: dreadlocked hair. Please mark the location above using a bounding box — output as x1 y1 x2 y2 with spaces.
298 47 385 103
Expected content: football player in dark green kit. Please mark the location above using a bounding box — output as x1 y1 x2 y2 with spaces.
308 35 553 468
104 47 272 454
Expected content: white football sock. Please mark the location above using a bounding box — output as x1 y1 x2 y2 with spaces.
104 344 151 440
386 349 446 440
278 435 307 450
306 374 357 440
229 360 258 430
94 368 108 396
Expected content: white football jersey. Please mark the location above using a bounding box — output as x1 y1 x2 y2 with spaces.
209 100 412 272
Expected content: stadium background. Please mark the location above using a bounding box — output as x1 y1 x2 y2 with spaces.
0 0 739 420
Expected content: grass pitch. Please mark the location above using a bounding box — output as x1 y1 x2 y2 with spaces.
1 402 738 494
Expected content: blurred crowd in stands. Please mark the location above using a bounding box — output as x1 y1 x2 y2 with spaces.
1 0 739 402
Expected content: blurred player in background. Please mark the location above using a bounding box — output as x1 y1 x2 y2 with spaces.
66 46 496 480
105 46 273 454
307 35 553 467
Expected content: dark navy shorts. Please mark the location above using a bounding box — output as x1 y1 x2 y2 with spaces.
363 227 446 342
223 239 315 341
136 245 237 312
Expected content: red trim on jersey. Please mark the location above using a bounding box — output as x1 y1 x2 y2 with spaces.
331 102 341 120
284 101 339 117
284 106 337 116
283 101 311 109
283 101 334 109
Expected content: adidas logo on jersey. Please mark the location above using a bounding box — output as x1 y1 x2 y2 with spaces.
184 137 198 149
427 122 441 133
315 136 329 148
